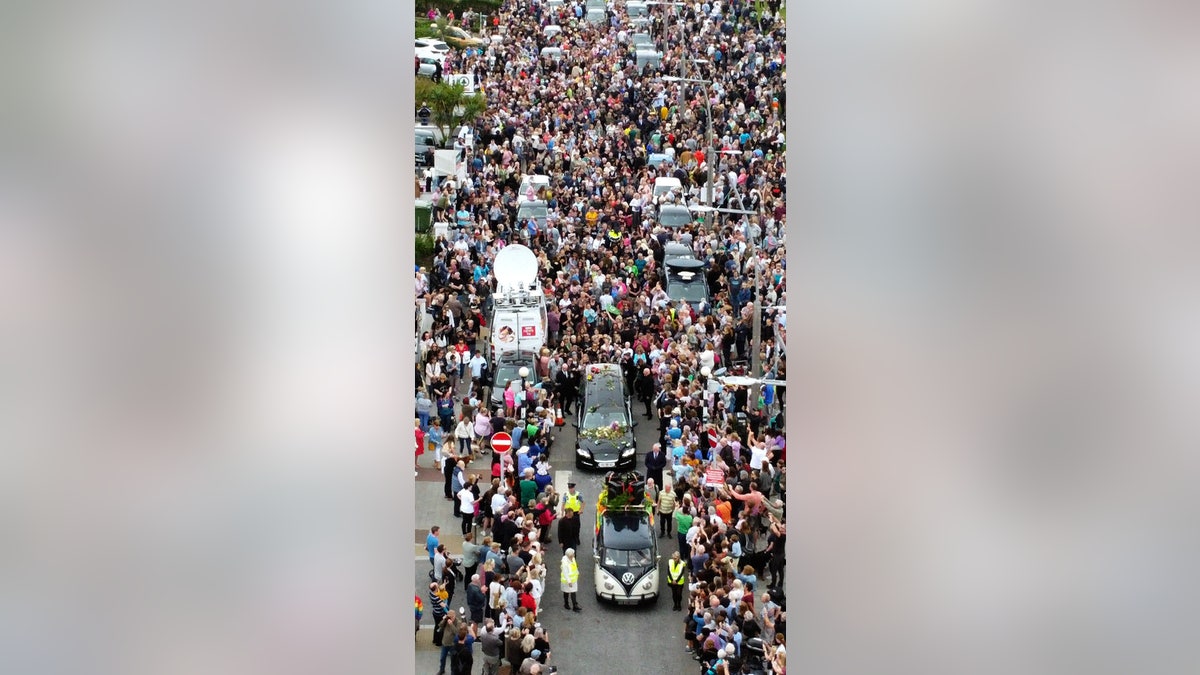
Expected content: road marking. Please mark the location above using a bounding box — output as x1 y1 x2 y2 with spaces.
555 469 572 494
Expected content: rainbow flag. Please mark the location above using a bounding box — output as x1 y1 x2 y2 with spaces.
414 595 424 621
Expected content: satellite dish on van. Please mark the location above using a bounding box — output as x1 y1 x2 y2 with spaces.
494 244 540 291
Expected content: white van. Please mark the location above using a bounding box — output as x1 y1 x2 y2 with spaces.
491 244 547 356
516 174 551 204
635 49 662 70
653 176 683 200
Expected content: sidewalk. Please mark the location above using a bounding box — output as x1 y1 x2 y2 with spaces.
414 453 492 559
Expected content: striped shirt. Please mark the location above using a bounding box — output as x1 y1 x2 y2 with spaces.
658 489 677 515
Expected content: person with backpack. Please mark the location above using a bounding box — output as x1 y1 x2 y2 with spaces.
449 622 477 675
435 609 460 674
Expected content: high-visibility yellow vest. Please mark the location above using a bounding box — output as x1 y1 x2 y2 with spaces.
563 492 582 512
668 559 687 585
561 558 579 584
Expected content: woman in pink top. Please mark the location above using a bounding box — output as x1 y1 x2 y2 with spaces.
504 383 517 417
474 408 492 440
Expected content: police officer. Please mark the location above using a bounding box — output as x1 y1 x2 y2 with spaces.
666 550 688 611
560 481 584 517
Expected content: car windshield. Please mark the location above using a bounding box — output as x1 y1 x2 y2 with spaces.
519 205 548 219
603 548 653 567
668 281 708 302
495 361 533 388
659 209 691 227
583 408 627 429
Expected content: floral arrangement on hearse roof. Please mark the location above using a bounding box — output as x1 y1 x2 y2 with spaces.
586 366 619 390
578 420 629 442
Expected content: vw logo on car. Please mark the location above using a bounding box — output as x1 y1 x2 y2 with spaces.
622 572 635 585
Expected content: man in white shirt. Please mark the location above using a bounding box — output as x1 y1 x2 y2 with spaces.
749 442 769 472
491 487 510 520
685 517 703 550
469 352 487 382
458 483 477 535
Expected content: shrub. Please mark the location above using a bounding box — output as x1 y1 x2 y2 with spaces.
414 233 437 266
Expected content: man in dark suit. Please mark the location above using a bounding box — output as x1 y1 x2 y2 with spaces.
644 442 667 488
636 367 656 418
555 364 574 415
556 508 581 552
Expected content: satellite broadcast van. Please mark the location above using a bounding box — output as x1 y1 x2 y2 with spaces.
490 244 547 359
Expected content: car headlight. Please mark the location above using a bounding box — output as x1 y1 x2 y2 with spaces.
621 446 636 457
604 582 614 590
576 447 590 457
643 580 653 590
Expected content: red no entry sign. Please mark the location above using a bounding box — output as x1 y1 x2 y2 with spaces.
491 432 513 453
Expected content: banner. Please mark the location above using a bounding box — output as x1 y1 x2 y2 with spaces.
704 465 725 487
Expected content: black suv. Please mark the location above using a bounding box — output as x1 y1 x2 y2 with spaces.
574 363 638 470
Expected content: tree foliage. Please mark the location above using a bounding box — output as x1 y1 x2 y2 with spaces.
415 79 487 144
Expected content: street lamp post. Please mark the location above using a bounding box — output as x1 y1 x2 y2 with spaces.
661 74 715 230
690 203 766 401
519 365 530 415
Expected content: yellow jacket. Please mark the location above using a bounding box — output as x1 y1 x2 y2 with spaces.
668 559 688 585
561 557 579 584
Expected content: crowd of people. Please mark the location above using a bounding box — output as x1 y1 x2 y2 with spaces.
416 0 786 672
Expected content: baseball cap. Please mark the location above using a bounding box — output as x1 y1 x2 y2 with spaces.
532 650 542 658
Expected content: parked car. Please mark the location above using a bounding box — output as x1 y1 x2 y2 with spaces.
414 38 450 57
417 55 442 79
439 26 486 49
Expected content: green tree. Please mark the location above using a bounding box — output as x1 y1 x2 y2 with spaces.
415 79 486 145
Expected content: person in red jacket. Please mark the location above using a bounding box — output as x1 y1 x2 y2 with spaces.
518 581 538 620
416 418 426 477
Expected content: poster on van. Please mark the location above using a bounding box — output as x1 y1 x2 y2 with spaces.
492 310 545 353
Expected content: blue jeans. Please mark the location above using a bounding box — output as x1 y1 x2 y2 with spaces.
439 645 453 672
418 412 431 431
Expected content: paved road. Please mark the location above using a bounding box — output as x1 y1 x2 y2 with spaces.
414 412 698 674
